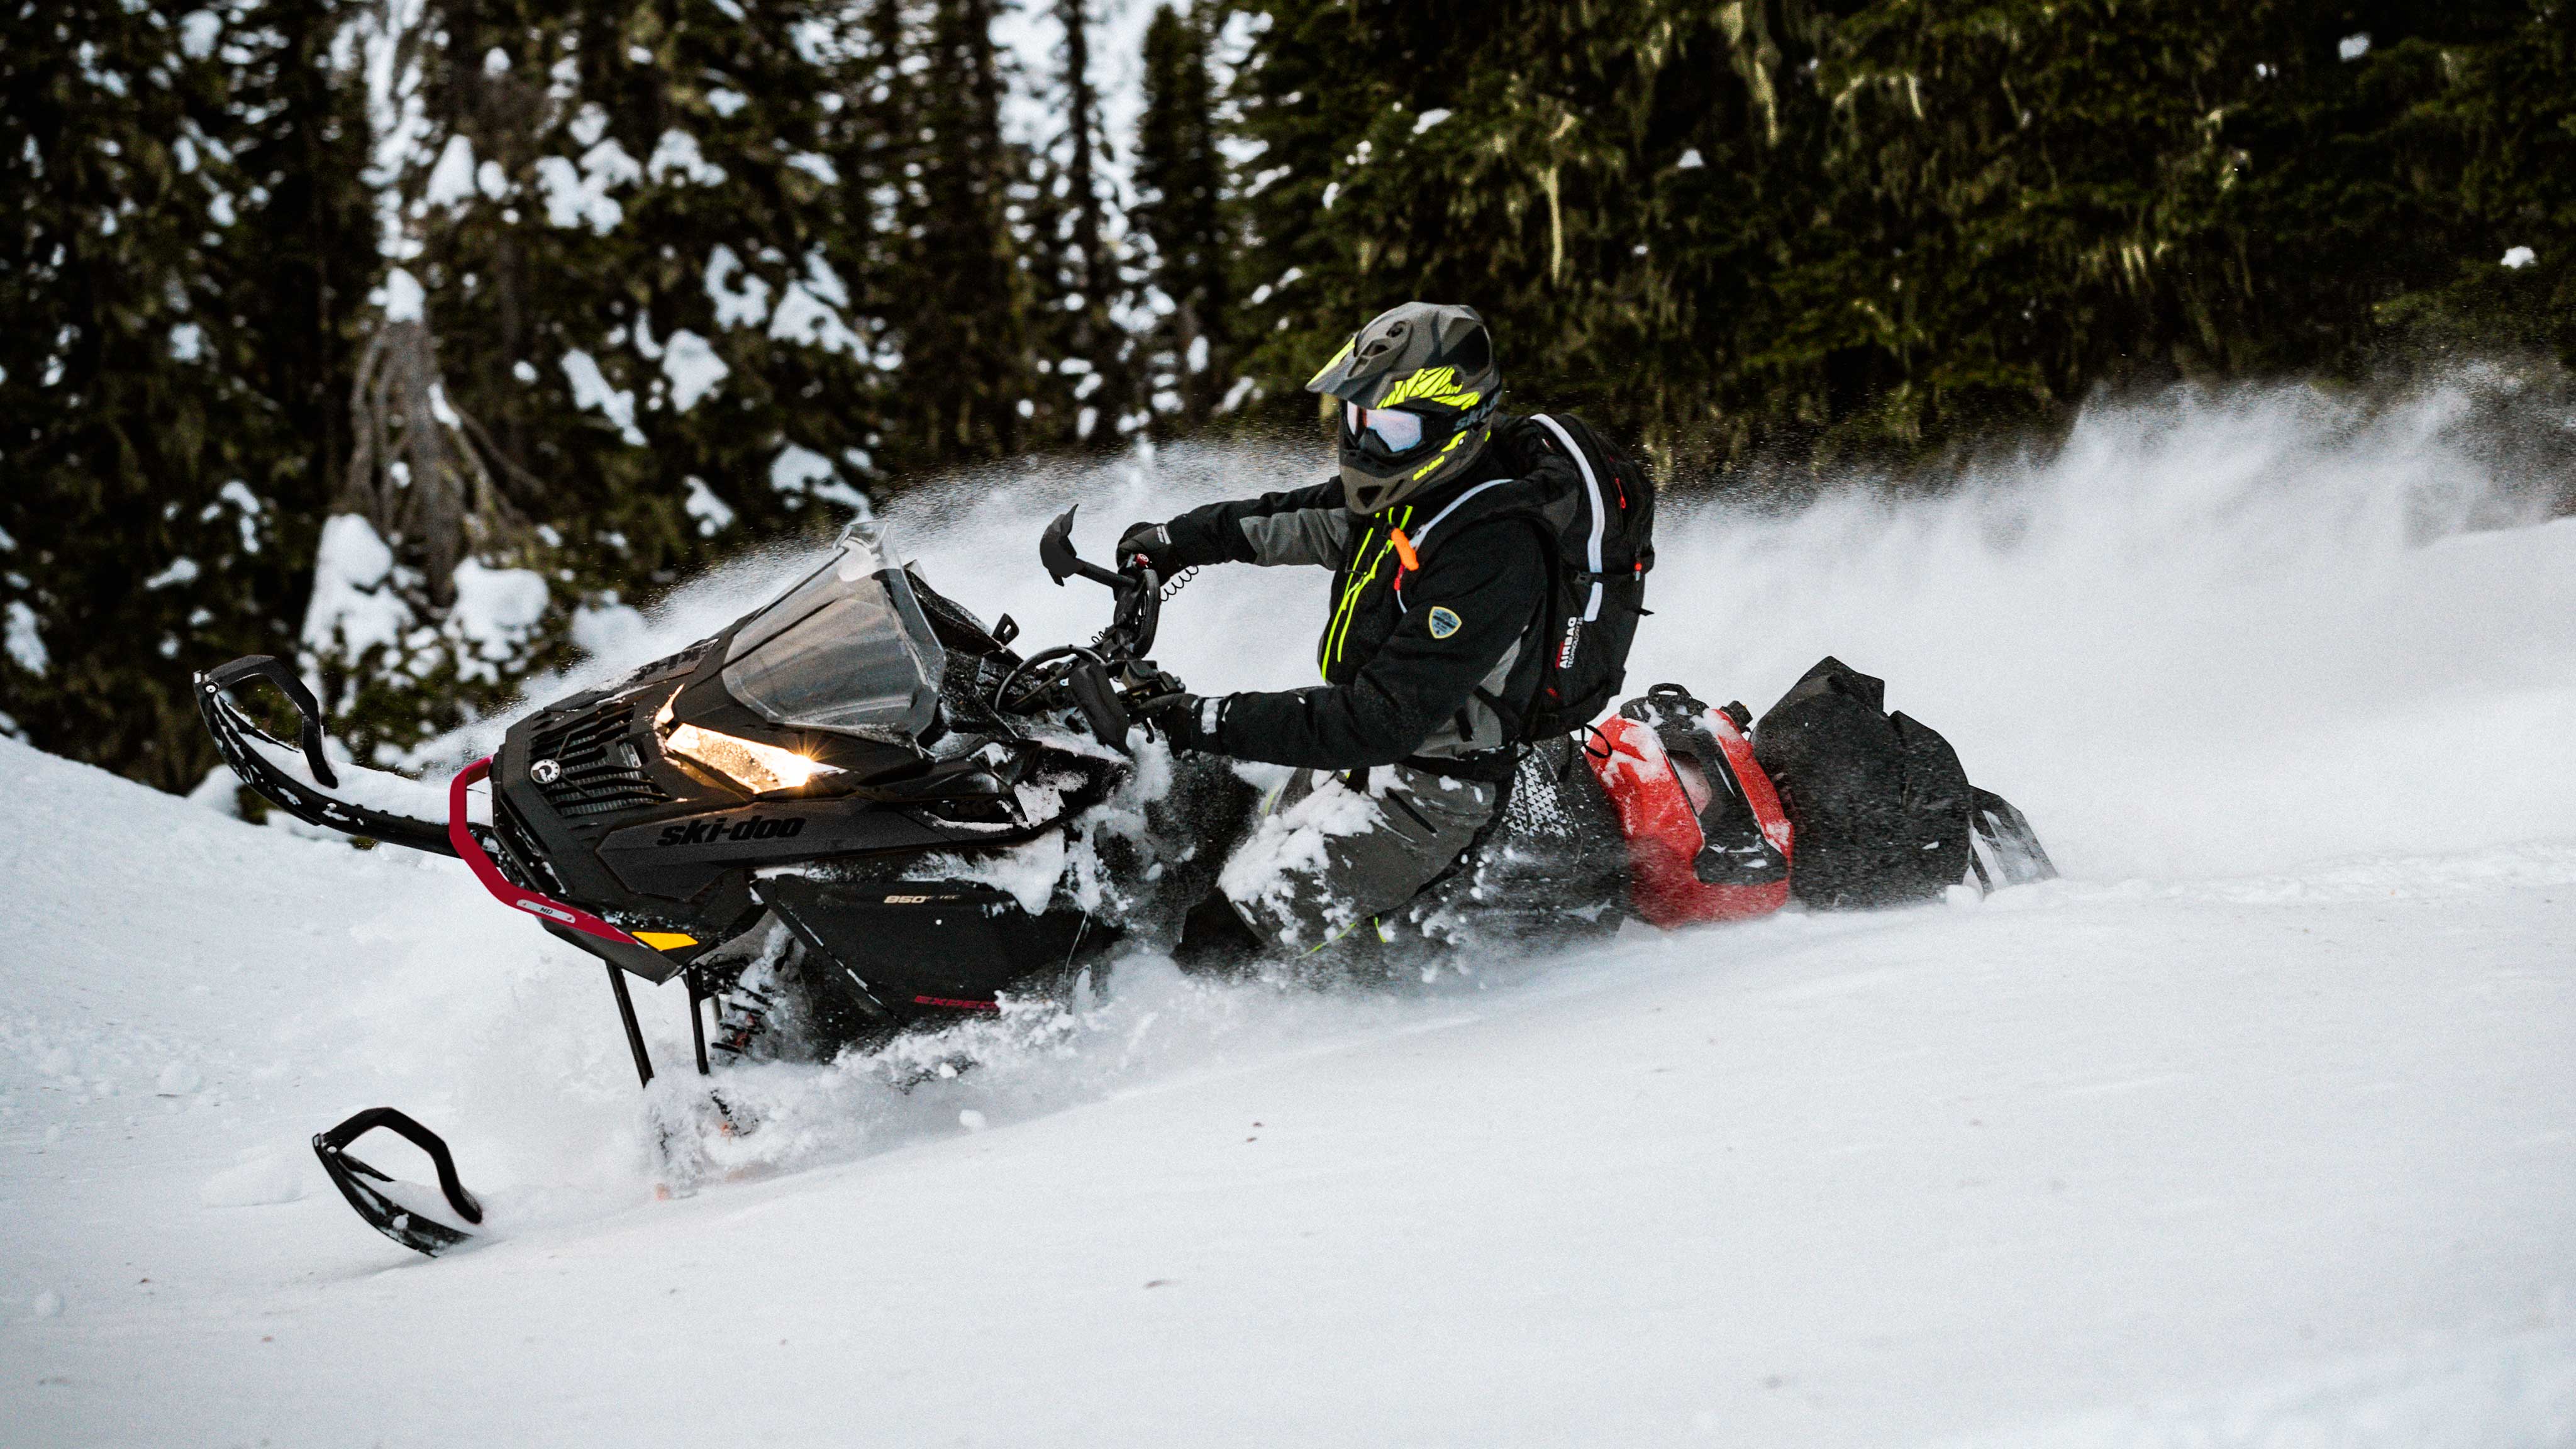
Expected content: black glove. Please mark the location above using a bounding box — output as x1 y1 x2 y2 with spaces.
1117 520 1182 577
1133 688 1225 752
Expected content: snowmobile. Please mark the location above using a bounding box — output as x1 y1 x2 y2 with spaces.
197 511 2051 1256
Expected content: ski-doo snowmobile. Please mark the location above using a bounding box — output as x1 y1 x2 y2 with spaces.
197 509 2051 1256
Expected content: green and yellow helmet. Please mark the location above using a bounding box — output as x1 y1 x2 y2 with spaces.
1304 302 1502 515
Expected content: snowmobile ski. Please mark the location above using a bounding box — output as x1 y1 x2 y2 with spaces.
312 1107 486 1257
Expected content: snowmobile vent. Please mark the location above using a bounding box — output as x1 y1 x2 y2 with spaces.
528 704 670 819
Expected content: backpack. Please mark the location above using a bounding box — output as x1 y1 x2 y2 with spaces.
1514 412 1657 739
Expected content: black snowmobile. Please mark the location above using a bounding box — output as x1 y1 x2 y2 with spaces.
199 511 2051 1255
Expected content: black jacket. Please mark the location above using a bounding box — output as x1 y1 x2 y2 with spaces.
1158 418 1569 774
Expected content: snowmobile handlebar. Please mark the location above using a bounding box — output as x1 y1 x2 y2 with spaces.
1039 505 1160 662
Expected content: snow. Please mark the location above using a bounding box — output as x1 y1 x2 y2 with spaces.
533 137 641 234
767 442 836 498
301 514 409 658
644 128 724 187
703 243 770 329
379 266 425 322
4 379 2575 1445
446 558 550 674
1 600 44 675
177 10 220 60
143 557 201 590
767 255 862 355
2504 245 2538 269
423 133 476 207
680 475 735 535
1413 108 1453 135
559 348 645 444
660 328 728 411
2340 33 2372 60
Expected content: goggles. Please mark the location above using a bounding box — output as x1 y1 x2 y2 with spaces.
1345 401 1426 455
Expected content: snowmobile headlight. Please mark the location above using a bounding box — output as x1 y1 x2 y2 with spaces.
660 719 841 794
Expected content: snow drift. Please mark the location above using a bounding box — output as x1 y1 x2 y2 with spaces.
3 376 2573 1446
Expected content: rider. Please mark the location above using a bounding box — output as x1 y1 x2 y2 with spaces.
1122 301 1570 958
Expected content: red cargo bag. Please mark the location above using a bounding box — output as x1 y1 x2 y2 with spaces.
1587 685 1794 928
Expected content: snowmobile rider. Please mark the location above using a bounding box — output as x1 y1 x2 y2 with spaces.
1123 301 1571 957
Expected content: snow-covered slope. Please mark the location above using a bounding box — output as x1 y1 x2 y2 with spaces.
4 382 2574 1446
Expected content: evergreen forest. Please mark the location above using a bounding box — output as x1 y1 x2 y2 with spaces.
5 0 2570 792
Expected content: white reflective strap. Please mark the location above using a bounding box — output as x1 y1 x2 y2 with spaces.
1406 477 1514 552
1531 414 1606 622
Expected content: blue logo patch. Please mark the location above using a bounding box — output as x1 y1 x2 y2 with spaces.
1427 606 1463 640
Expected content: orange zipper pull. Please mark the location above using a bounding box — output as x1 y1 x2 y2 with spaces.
1389 527 1419 574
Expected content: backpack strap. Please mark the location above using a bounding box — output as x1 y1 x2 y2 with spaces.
1529 413 1606 623
1385 475 1519 609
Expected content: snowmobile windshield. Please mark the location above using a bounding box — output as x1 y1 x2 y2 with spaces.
719 535 947 741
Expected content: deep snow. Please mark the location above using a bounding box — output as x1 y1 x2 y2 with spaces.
4 380 2574 1446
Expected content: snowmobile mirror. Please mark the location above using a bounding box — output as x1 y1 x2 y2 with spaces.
1040 506 1129 592
199 654 339 789
311 1106 484 1258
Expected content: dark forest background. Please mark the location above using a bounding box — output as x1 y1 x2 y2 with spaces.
5 0 2571 792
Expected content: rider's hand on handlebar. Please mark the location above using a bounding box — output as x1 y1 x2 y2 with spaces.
1117 521 1182 577
1131 685 1223 752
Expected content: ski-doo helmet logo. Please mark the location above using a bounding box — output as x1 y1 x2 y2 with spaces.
531 758 563 784
655 816 808 847
1427 606 1462 640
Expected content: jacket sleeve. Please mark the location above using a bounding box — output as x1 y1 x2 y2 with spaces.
1211 518 1548 769
1159 480 1351 569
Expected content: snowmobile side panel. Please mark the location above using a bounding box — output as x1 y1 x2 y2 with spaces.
758 876 1108 1016
594 799 962 901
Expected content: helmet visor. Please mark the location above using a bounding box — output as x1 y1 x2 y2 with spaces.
1345 402 1426 455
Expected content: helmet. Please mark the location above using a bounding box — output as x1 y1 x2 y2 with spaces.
1304 302 1502 515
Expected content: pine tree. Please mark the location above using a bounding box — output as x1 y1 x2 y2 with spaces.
873 0 1033 472
1024 0 1138 448
0 0 375 790
1133 3 1230 429
304 0 909 763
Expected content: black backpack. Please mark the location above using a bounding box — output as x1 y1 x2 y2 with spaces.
1514 412 1657 738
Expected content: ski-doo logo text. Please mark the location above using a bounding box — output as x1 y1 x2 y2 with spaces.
655 816 808 847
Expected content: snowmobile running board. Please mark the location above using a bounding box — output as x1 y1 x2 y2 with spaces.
313 1107 485 1257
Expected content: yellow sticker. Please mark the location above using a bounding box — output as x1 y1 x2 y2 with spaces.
1428 606 1462 640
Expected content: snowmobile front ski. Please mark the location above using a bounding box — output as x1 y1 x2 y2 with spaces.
312 1107 486 1257
196 655 458 856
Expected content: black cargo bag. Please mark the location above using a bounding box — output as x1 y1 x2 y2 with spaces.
1752 657 2053 909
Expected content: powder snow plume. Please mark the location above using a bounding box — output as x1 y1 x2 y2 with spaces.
14 373 2565 1447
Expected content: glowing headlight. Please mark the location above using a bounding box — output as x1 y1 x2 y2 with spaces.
655 694 840 794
